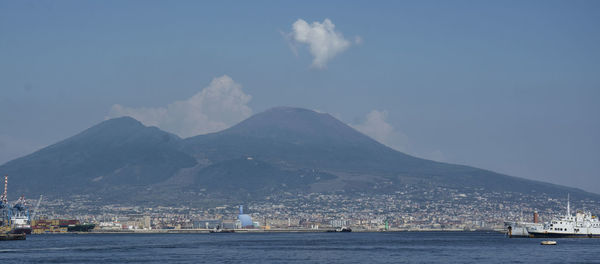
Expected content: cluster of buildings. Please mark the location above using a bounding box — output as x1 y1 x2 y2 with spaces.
29 185 599 232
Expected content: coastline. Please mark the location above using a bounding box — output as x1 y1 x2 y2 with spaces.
33 228 506 235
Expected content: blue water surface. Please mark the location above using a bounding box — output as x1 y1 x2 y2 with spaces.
0 232 598 263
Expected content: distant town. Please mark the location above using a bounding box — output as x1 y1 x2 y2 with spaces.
26 186 599 233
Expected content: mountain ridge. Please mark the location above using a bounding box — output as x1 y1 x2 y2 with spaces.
0 106 597 203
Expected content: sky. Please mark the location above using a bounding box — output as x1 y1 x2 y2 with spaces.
1 0 599 192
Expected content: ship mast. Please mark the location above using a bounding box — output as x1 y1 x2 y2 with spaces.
567 193 570 216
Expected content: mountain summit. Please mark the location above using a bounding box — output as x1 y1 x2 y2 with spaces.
220 107 376 145
0 107 596 203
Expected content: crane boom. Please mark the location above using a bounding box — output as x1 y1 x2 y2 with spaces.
31 195 43 220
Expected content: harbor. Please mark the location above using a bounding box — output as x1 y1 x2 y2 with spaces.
0 176 31 240
0 172 595 239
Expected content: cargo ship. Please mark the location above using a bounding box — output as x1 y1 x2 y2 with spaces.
526 196 600 238
10 205 32 235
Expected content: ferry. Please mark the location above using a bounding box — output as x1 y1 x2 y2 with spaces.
526 196 600 238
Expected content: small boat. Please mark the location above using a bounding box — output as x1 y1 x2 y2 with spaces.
209 229 235 233
327 227 352 232
541 240 557 245
0 233 26 241
337 227 352 232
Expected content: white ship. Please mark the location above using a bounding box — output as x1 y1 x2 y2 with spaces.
526 196 600 238
10 213 32 234
504 211 543 237
504 221 542 238
9 196 32 235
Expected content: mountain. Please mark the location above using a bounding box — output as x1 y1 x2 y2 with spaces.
184 107 595 198
1 117 196 196
0 107 597 203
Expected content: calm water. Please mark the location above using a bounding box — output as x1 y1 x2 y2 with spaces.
0 232 598 263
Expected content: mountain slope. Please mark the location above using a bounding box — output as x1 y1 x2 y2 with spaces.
0 107 597 202
1 117 197 196
184 107 597 199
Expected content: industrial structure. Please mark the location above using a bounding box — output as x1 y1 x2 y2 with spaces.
0 175 32 238
0 175 9 229
237 205 253 228
0 175 91 234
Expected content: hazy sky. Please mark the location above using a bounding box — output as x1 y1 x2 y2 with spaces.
1 1 599 192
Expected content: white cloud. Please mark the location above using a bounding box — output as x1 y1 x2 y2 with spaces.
351 110 451 162
108 75 252 138
288 18 352 68
351 110 409 151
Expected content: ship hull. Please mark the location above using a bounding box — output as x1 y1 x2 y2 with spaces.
0 233 26 240
504 221 541 238
506 226 530 238
10 227 32 235
528 232 600 238
508 227 530 238
67 224 96 232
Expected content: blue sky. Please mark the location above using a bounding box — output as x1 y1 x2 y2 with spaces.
1 0 599 192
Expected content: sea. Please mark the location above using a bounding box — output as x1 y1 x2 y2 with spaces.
0 231 598 263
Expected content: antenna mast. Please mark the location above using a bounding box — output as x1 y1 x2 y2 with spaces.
567 193 570 216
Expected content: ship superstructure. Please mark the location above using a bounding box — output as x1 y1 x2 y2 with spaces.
526 195 600 238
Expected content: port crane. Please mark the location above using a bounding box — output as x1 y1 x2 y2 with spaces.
13 195 26 212
0 175 32 228
0 176 7 226
0 175 8 205
31 195 43 220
